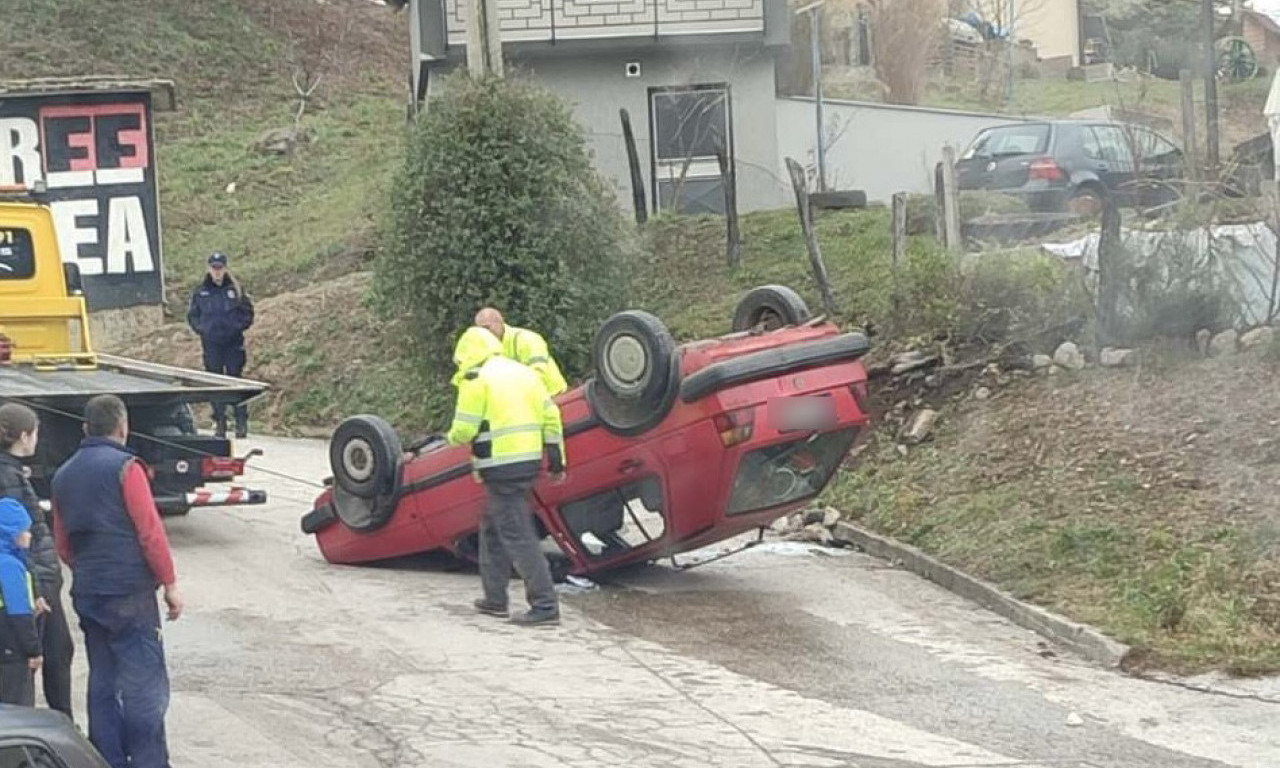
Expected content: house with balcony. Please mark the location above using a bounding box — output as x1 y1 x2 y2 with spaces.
406 0 792 213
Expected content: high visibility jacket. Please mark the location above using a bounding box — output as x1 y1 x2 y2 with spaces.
447 328 565 481
503 325 569 397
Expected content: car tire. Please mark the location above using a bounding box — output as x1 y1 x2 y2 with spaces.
731 285 813 333
1066 186 1105 217
588 310 680 436
329 415 403 498
331 482 400 533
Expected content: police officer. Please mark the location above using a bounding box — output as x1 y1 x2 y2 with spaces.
474 308 569 396
187 252 255 438
446 327 565 626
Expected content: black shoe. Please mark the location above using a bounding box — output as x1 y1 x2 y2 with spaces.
473 599 509 618
235 426 248 439
215 426 228 439
510 609 560 626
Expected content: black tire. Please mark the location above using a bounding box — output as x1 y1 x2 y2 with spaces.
330 482 400 533
731 285 812 333
329 415 403 498
588 311 680 436
1066 185 1105 218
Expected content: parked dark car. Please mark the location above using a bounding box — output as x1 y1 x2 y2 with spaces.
0 706 110 767
956 120 1185 215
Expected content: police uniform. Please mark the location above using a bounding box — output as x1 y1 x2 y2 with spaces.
447 328 564 624
186 253 255 437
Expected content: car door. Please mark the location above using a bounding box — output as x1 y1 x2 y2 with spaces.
532 438 673 574
1080 125 1133 202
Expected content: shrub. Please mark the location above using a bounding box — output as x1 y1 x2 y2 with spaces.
373 74 631 412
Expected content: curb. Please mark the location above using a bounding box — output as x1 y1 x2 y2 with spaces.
832 521 1132 669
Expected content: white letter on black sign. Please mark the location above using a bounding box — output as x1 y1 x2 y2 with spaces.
50 200 102 276
0 118 42 186
107 196 154 274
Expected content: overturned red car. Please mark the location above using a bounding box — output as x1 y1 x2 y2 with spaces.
301 285 872 576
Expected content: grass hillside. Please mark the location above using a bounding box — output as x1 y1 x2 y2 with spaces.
1 0 408 307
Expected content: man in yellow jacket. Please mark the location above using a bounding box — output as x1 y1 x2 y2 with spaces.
475 308 569 397
447 327 565 626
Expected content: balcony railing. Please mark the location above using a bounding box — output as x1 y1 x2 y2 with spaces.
443 0 766 46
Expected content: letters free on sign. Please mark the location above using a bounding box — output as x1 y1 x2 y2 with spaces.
0 92 164 310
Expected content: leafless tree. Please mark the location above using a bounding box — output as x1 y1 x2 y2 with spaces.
869 0 945 105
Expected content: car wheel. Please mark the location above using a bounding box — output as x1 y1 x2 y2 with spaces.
331 483 400 533
1066 186 1105 217
329 415 403 498
588 311 680 436
731 285 813 333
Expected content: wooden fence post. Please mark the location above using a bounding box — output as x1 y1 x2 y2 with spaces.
620 109 648 225
941 144 962 252
892 192 907 330
785 157 839 316
717 145 741 268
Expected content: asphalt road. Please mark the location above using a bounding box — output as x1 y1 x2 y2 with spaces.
58 435 1280 768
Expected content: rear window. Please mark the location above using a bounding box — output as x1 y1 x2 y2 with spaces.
962 124 1051 160
727 428 859 516
0 227 35 280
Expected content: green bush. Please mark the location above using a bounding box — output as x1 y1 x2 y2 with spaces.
373 74 631 404
904 192 1029 236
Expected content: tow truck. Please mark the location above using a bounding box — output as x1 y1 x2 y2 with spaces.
0 184 268 514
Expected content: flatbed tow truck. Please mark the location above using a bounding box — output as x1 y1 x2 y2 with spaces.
0 184 268 514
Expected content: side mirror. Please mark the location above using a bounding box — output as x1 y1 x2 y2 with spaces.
63 263 84 295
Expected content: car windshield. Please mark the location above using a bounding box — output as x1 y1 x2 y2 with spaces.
727 428 860 515
0 228 35 280
962 125 1051 160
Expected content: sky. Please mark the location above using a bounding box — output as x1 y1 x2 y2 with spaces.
1254 0 1280 20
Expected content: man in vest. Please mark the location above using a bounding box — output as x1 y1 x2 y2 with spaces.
51 395 183 768
475 308 569 396
447 327 565 626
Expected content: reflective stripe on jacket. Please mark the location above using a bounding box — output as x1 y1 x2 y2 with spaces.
447 328 565 480
503 326 569 397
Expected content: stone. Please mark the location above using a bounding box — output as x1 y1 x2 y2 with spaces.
1032 354 1053 370
802 508 827 526
1208 329 1238 358
1066 712 1085 727
254 126 313 156
799 523 834 545
1100 347 1136 368
822 507 841 528
974 387 992 400
1053 342 1085 370
1240 326 1275 351
891 351 937 376
1196 328 1213 355
895 444 909 457
901 409 939 445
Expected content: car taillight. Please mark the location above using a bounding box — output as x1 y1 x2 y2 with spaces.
201 457 243 480
1029 157 1065 181
849 382 869 415
713 407 755 447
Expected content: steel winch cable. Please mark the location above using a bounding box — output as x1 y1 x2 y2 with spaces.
3 394 328 490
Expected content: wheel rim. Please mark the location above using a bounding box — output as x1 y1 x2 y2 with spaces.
604 333 649 396
342 438 376 482
1067 193 1102 217
754 308 786 331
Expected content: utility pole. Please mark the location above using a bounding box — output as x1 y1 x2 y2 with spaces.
1203 0 1219 174
797 0 828 192
1005 0 1015 103
466 0 504 77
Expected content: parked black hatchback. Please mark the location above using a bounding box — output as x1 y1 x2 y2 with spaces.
956 121 1184 215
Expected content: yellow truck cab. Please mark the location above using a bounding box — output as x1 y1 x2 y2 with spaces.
0 186 94 366
0 184 269 515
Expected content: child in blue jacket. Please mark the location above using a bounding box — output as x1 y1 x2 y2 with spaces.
0 498 41 706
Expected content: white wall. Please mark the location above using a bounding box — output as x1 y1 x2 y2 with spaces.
776 97 1026 202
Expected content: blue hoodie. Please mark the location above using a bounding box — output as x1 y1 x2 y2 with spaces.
0 498 39 661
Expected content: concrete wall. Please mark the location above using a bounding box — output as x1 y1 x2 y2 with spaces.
775 97 1025 203
445 0 767 45
506 45 788 212
1017 0 1080 66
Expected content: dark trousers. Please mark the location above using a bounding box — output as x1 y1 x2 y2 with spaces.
202 341 248 431
40 588 75 720
73 591 171 768
479 478 558 613
0 658 34 707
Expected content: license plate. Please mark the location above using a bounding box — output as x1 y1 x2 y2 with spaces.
769 395 837 432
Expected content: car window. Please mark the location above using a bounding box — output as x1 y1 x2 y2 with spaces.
1134 128 1179 163
0 745 63 768
0 227 36 280
962 124 1051 159
1082 126 1134 166
560 477 666 559
727 428 860 516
